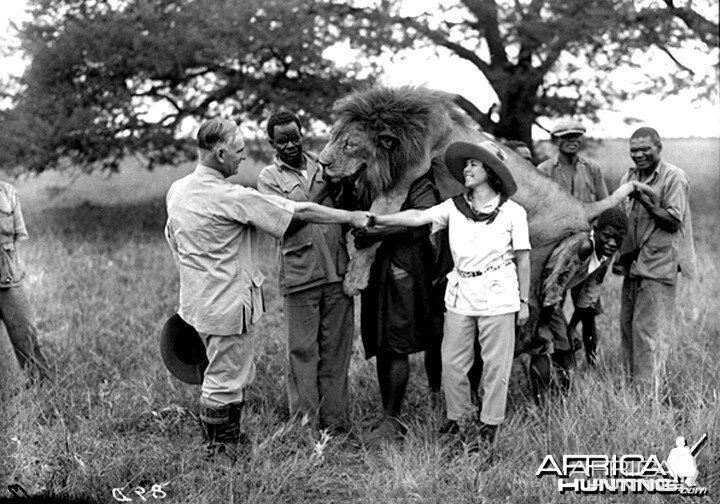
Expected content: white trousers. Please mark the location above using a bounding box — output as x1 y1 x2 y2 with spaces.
442 310 515 425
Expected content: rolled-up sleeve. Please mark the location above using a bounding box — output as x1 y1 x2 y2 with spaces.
225 186 295 239
510 205 531 251
662 170 688 224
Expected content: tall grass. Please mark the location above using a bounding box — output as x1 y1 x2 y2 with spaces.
1 139 718 503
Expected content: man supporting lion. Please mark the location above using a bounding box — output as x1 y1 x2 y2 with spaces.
257 111 354 433
614 127 695 395
529 207 628 399
165 118 370 447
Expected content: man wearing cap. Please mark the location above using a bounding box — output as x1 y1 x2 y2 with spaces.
164 118 371 447
0 181 51 382
614 127 695 394
257 111 354 434
372 140 530 445
537 119 609 365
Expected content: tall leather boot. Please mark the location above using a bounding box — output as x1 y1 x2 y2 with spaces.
200 402 245 444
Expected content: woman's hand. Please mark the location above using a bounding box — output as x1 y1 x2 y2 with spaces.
516 302 529 326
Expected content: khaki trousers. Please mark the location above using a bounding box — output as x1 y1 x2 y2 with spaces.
284 282 354 429
199 327 256 408
620 277 676 394
442 310 515 425
0 285 51 379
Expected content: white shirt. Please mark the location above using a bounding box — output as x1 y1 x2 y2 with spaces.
165 165 295 335
427 197 531 316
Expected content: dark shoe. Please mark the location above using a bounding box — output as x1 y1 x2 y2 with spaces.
478 422 498 444
438 419 460 435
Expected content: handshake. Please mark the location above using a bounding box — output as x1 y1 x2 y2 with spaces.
348 211 377 230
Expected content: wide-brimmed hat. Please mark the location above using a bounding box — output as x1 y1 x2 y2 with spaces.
551 119 586 137
444 141 517 196
159 314 208 384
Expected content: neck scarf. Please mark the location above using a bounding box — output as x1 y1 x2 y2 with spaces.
452 191 508 224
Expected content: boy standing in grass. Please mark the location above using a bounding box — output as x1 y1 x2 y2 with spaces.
0 180 51 382
165 118 370 448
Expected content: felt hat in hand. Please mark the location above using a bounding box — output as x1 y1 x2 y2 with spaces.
159 314 208 384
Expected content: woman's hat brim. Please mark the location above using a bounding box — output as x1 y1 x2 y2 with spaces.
444 141 517 196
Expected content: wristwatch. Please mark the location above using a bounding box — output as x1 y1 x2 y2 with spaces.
520 297 529 304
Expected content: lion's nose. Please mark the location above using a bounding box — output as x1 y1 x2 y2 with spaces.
318 160 332 171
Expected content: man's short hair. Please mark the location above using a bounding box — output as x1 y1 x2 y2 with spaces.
266 111 302 140
197 118 238 150
596 207 628 234
630 127 662 147
505 140 529 150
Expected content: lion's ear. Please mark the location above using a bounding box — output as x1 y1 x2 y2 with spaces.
377 133 399 151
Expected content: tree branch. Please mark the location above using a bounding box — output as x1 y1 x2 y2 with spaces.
655 43 696 74
663 0 719 47
460 0 508 66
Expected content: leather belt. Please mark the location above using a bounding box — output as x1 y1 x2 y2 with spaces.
455 260 513 278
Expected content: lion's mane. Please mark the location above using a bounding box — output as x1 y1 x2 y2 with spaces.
331 86 472 196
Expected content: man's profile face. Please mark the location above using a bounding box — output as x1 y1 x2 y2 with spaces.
217 132 246 177
629 136 661 171
594 224 625 257
271 122 303 167
556 133 583 155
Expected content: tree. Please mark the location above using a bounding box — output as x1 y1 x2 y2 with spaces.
0 0 384 172
329 0 719 148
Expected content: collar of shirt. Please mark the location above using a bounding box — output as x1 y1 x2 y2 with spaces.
194 164 225 180
273 153 313 176
552 154 590 170
465 193 500 213
627 160 665 185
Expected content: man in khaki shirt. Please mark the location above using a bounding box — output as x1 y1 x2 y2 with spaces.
257 112 354 433
165 118 370 446
615 127 695 394
537 119 609 365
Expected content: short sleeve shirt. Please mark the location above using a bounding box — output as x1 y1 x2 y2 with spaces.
165 165 295 335
426 197 531 316
0 181 29 288
537 155 609 203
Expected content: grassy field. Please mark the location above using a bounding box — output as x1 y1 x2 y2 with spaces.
0 138 718 503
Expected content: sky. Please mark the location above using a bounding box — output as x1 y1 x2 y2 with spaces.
1 0 718 140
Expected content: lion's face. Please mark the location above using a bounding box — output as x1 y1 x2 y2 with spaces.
318 122 375 181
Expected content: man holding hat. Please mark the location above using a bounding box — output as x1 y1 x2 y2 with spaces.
537 119 609 365
371 140 530 445
164 118 371 448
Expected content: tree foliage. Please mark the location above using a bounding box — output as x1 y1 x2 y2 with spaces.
0 0 389 172
330 0 719 146
1 0 717 172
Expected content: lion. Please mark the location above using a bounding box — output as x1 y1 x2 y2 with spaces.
318 86 634 303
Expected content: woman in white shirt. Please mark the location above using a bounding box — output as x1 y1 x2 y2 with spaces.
372 140 531 444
